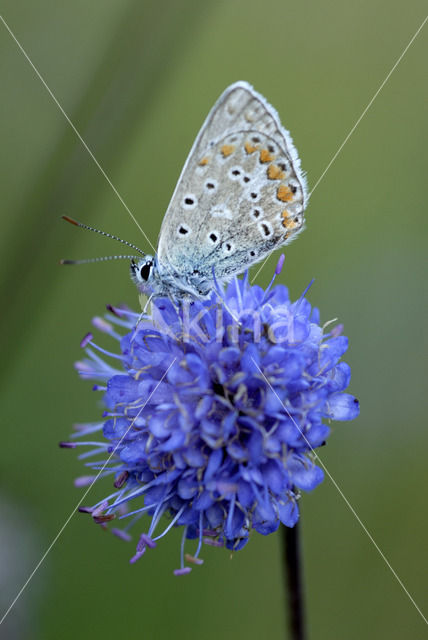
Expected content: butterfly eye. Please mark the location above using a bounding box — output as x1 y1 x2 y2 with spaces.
140 262 152 281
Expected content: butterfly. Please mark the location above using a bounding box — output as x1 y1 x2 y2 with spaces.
63 81 307 300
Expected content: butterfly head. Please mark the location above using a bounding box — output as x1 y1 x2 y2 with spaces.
130 256 156 293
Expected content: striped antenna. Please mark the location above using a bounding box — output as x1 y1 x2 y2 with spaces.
60 255 140 265
61 216 145 256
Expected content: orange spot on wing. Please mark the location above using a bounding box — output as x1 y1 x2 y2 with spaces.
281 210 299 229
267 164 285 180
259 149 274 163
277 185 293 202
244 141 258 154
220 144 235 157
199 157 210 166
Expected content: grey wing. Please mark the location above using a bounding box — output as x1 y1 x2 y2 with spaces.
157 81 308 295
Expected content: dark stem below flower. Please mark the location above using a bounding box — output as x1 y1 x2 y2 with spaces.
282 518 307 640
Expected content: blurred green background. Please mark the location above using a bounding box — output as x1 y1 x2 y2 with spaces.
1 1 427 638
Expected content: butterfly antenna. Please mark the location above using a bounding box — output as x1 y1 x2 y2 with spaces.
60 255 141 266
62 216 145 256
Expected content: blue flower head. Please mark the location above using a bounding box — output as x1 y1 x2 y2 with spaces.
63 263 359 575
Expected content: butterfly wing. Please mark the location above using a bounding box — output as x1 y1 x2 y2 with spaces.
157 81 307 296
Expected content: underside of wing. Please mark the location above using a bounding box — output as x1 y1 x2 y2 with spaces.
157 82 307 295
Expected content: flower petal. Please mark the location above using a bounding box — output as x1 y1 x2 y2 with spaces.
327 393 360 421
